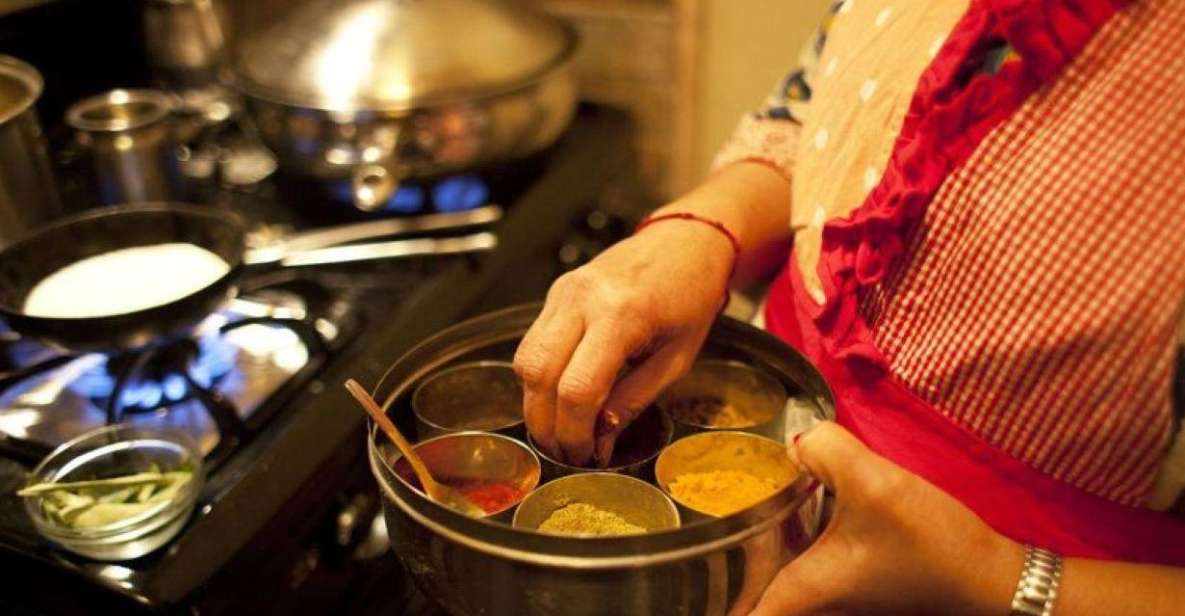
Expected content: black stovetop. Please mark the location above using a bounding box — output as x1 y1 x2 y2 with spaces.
0 105 642 615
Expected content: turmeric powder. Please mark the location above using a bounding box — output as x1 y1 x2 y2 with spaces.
669 470 785 517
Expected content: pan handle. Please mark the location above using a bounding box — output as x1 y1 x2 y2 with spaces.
243 205 503 266
275 231 498 267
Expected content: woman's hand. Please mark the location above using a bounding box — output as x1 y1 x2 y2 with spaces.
513 161 795 467
751 422 1023 616
513 220 734 467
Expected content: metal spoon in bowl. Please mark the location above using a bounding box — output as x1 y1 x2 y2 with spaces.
344 379 486 518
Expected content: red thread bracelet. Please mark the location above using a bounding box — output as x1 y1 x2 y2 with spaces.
634 212 741 313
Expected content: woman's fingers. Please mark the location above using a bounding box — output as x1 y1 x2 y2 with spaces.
593 336 699 466
514 310 584 460
793 421 893 499
553 318 647 466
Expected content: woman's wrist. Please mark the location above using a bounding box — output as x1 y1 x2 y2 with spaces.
650 160 792 252
954 533 1027 616
628 218 736 286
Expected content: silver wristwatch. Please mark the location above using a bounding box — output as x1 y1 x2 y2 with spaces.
1010 545 1063 616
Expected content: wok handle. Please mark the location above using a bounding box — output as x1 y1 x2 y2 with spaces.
242 205 503 265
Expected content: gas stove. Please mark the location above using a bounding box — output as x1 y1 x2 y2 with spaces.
0 281 357 467
0 105 642 615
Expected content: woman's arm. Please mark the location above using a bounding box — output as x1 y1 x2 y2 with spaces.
513 160 791 467
1056 559 1185 616
749 422 1185 616
656 160 794 256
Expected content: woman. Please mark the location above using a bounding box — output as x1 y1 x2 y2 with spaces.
514 0 1185 613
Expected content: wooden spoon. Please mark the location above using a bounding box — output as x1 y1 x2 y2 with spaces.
345 379 486 518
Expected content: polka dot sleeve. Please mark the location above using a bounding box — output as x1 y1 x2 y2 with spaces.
710 114 801 180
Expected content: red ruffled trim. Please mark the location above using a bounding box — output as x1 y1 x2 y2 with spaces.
810 0 1131 369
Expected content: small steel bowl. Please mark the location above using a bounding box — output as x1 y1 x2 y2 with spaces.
22 425 203 561
526 406 673 481
512 472 680 536
654 431 797 522
387 431 540 521
412 361 525 440
656 359 788 441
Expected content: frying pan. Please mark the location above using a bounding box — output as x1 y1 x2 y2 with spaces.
0 203 499 352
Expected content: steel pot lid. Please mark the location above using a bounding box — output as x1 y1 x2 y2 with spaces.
229 0 577 112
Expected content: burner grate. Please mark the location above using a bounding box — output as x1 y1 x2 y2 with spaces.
72 327 239 412
0 285 352 465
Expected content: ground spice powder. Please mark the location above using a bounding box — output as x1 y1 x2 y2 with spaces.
666 396 762 428
537 503 646 536
669 470 783 517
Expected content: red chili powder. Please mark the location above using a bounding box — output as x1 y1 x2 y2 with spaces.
451 480 525 514
392 460 524 514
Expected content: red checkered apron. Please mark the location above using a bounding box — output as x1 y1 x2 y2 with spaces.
765 0 1185 564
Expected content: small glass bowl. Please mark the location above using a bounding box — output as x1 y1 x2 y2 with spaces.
22 425 204 561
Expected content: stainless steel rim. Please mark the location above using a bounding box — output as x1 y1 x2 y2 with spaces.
367 303 832 570
411 360 523 434
66 89 174 132
229 21 578 113
654 431 794 517
663 359 787 430
382 430 542 517
525 413 673 475
511 471 681 531
0 55 43 125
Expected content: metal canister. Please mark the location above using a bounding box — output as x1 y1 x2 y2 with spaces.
0 56 63 249
142 0 227 89
66 89 179 204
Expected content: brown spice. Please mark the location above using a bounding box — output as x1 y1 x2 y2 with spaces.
665 396 771 428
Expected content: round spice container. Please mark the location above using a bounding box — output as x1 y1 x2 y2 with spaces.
526 405 673 481
512 472 680 537
389 431 540 522
656 360 789 442
412 361 525 439
654 431 798 521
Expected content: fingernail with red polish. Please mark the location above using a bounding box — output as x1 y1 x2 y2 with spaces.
792 432 803 446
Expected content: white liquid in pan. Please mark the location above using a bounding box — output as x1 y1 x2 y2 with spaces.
22 243 231 318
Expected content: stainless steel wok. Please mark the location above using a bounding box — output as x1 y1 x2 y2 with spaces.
227 0 579 211
368 304 835 615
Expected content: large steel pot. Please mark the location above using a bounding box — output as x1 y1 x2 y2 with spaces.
228 0 578 211
0 55 63 249
368 304 834 615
